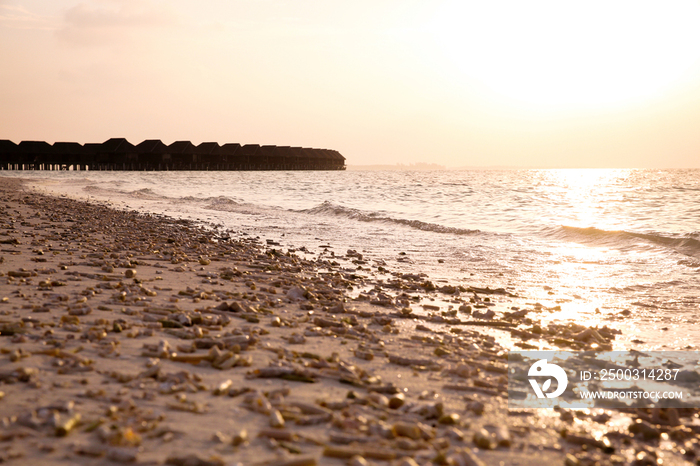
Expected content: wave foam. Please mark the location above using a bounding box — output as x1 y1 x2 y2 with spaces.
129 188 166 200
203 196 240 212
553 225 700 259
299 201 480 235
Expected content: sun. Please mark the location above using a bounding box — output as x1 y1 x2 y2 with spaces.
425 0 700 109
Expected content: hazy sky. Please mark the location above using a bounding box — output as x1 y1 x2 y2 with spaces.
2 0 700 168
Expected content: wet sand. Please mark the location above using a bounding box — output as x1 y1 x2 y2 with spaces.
0 177 696 465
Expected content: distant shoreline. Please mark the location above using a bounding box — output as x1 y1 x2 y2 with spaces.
347 165 700 171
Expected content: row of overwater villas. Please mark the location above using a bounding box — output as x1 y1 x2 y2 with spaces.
0 138 346 171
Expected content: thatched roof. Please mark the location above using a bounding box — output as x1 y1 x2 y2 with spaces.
194 142 220 155
0 140 18 155
239 144 260 156
275 146 292 159
101 138 135 154
168 141 196 154
259 145 278 157
136 140 169 154
52 142 83 155
329 150 345 162
301 148 321 159
82 143 101 155
219 143 240 156
18 141 53 154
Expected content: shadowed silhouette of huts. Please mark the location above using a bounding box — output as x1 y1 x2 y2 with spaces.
238 144 261 170
220 143 241 169
17 141 53 170
0 138 345 171
53 142 85 170
275 146 293 169
136 140 169 168
168 141 197 168
97 138 138 170
195 142 221 167
0 140 19 170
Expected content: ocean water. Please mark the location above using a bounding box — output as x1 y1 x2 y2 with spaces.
5 168 700 350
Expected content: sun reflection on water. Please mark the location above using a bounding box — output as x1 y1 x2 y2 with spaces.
537 168 634 231
525 169 640 344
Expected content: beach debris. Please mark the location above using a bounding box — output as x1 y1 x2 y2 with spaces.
472 428 496 450
449 448 487 466
165 453 224 466
54 413 81 437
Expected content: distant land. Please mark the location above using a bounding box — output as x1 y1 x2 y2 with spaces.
347 163 663 171
347 163 446 171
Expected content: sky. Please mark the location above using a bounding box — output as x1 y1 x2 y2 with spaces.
2 0 700 168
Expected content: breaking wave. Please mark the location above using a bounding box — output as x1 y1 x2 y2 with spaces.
129 188 163 199
202 196 240 211
551 225 700 258
299 201 481 235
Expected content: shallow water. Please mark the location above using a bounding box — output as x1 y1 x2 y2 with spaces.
6 168 699 349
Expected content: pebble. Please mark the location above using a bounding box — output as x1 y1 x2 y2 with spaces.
388 393 405 409
395 457 420 466
392 422 422 440
270 409 285 428
472 428 495 450
629 420 661 440
348 455 369 466
449 448 487 466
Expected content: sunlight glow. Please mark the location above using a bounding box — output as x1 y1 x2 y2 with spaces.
541 168 632 230
427 1 700 109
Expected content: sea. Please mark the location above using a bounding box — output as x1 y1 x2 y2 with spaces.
4 168 699 350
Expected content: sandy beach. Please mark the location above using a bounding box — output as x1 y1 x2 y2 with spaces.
0 177 697 466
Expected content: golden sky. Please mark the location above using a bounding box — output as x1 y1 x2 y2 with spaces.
2 0 700 168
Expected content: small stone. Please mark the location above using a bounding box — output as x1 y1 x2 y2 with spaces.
212 431 230 443
473 428 495 450
392 422 421 440
446 427 464 441
434 347 451 357
165 454 224 466
629 420 661 440
438 413 461 425
75 443 106 457
106 447 138 463
450 448 486 466
55 413 81 437
466 401 485 416
366 393 389 408
494 426 511 447
124 269 136 279
232 429 248 446
270 410 285 428
395 457 420 466
348 455 369 466
287 286 307 300
388 393 405 409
